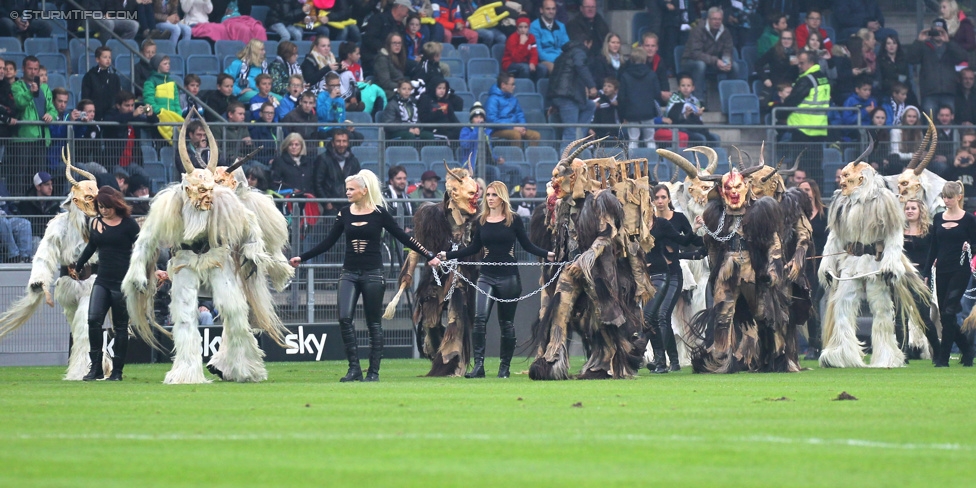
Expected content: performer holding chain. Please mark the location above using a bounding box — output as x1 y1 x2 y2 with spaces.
437 182 555 378
72 187 140 381
291 170 440 382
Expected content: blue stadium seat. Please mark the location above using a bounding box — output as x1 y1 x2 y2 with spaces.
513 78 534 94
526 146 558 165
468 76 495 98
740 45 758 71
356 127 379 143
24 38 57 55
385 146 420 163
718 79 750 114
458 43 490 64
420 146 455 163
69 38 100 73
69 74 82 96
47 73 66 90
399 161 428 180
478 92 489 106
178 39 212 57
440 42 456 58
143 162 167 182
222 55 238 71
536 77 549 96
115 54 134 75
445 76 466 91
627 147 659 166
154 40 177 55
106 39 138 56
491 43 505 65
631 12 652 45
352 145 379 162
467 58 499 79
198 74 217 91
263 40 279 58
361 161 379 174
215 40 245 60
141 144 158 164
727 93 761 125
456 92 475 110
250 5 270 23
752 79 763 95
36 53 66 74
441 57 464 78
293 40 313 55
346 111 372 124
186 55 220 75
492 146 525 162
167 55 185 78
674 45 684 68
331 40 344 59
516 93 544 112
0 37 22 53
535 162 555 181
524 110 546 124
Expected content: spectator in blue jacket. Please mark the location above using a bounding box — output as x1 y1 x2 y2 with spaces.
460 102 493 171
486 72 540 145
838 76 877 142
316 72 364 142
530 0 570 74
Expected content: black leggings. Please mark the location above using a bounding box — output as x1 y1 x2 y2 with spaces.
337 268 386 371
87 282 129 360
645 271 683 364
474 274 522 339
935 268 975 364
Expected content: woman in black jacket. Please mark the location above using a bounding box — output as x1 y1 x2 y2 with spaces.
754 29 800 93
418 77 463 140
588 32 625 87
877 34 918 105
72 186 140 381
618 47 663 147
270 133 314 194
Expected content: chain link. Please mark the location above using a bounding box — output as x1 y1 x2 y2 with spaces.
701 210 741 242
437 258 574 303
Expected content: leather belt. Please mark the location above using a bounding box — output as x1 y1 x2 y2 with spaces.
179 240 211 254
60 263 97 279
845 241 884 260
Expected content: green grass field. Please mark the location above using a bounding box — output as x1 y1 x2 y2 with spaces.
1 357 973 487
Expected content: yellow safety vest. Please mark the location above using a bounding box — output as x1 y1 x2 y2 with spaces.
787 64 830 137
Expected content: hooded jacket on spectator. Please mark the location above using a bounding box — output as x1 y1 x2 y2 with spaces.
618 60 661 122
143 56 182 114
502 30 539 70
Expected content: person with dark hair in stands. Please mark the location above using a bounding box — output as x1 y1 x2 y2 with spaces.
362 0 411 75
18 171 60 239
548 33 597 142
173 119 211 175
380 78 434 140
11 55 55 192
382 164 412 220
103 91 158 168
282 90 319 142
956 68 976 126
126 174 152 216
565 0 609 57
133 39 156 97
373 32 411 99
0 58 16 140
268 41 302 97
201 74 237 122
314 129 361 215
250 101 279 166
246 166 270 192
72 186 140 381
81 46 121 121
73 99 103 166
755 28 800 94
905 20 969 116
638 32 671 104
418 77 463 140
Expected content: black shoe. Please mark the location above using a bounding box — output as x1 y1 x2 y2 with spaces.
83 352 104 381
340 363 363 382
669 362 681 372
934 361 949 368
497 327 516 379
207 364 225 380
465 361 486 378
363 372 379 382
105 371 123 381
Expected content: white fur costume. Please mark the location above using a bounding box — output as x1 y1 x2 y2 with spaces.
0 153 110 380
818 160 929 368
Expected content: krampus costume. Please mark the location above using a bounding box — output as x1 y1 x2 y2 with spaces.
663 148 791 373
0 148 111 380
122 116 286 384
818 143 930 368
884 113 945 215
386 162 482 377
744 146 814 372
526 137 654 380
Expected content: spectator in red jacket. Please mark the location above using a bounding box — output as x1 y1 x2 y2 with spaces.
503 17 546 80
795 10 834 54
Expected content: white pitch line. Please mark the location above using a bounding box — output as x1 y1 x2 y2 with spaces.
2 432 971 451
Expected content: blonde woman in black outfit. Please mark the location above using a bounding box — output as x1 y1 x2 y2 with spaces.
291 170 440 382
902 199 939 361
438 182 555 378
924 182 976 367
73 187 140 381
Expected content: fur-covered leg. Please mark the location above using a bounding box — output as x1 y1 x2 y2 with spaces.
819 279 867 368
207 264 267 382
529 268 580 380
866 279 905 368
56 278 94 381
164 267 209 384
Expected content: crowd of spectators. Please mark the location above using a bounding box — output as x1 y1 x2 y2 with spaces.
4 0 976 261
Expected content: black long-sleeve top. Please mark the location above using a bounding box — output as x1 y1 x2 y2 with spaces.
904 232 933 273
446 218 550 278
299 205 434 270
924 212 976 278
647 213 704 274
75 216 140 288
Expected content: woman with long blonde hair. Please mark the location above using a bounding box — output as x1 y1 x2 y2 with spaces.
924 182 976 367
438 181 554 378
941 0 976 51
222 39 267 103
290 170 440 382
902 198 940 359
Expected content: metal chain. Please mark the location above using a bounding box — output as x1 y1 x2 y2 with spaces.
438 258 575 303
961 243 976 299
701 210 741 242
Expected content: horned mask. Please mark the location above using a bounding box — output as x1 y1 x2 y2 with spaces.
178 112 219 210
62 145 99 217
656 145 719 206
838 139 876 197
745 143 801 201
214 147 261 191
444 159 480 224
550 136 603 201
896 112 938 203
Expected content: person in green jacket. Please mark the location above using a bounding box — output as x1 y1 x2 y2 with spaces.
10 55 56 191
757 13 789 58
142 54 182 115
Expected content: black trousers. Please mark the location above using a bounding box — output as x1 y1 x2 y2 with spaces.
935 268 975 365
473 274 522 337
337 268 386 372
87 282 129 361
645 271 683 364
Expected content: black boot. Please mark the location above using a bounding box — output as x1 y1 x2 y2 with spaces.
465 329 487 378
662 324 680 373
497 323 516 378
364 323 383 382
83 351 104 381
105 328 128 381
646 328 668 374
339 319 362 382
